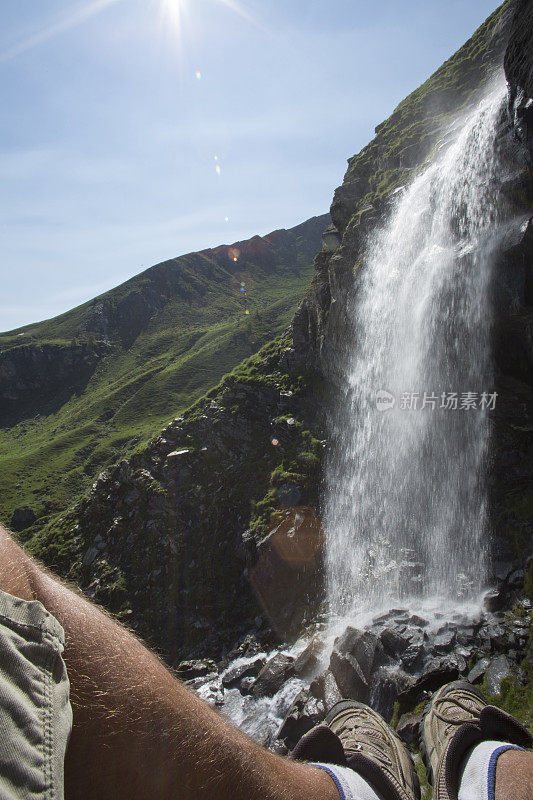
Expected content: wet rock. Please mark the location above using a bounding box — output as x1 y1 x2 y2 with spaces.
455 645 475 660
240 676 256 695
186 673 220 692
293 636 325 677
222 658 265 688
486 655 512 696
310 668 346 710
456 627 477 646
335 629 387 682
397 662 460 714
334 626 362 654
434 629 456 652
372 609 409 625
322 671 343 709
329 650 369 703
401 643 426 672
397 711 423 745
484 589 506 613
371 672 406 721
487 624 509 650
352 631 387 681
252 653 295 697
380 628 410 657
407 615 429 628
276 689 326 751
176 659 218 681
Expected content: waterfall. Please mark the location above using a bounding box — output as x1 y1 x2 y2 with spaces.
325 77 516 621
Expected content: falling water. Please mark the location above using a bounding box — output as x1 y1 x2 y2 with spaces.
325 77 517 620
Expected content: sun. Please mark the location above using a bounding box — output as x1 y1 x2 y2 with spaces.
160 0 188 29
158 0 257 38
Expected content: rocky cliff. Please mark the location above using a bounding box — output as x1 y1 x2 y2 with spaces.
0 341 109 425
35 336 329 662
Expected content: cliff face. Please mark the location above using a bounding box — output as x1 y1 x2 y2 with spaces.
0 342 108 425
37 337 329 662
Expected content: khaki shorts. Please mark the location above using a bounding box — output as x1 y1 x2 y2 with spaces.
0 590 72 800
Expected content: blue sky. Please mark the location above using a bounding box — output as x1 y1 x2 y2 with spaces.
1 0 501 331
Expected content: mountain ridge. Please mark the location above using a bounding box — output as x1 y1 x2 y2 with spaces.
0 213 328 533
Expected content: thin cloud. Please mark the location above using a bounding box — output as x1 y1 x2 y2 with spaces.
0 0 123 62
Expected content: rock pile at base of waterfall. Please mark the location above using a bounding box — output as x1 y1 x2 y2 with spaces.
272 597 531 753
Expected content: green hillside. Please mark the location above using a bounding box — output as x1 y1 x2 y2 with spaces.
0 214 328 534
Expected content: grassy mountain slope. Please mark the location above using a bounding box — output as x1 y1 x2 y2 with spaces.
0 214 328 532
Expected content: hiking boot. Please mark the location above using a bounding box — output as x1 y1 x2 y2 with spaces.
419 680 533 799
325 700 420 800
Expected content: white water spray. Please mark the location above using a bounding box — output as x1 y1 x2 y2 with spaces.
325 78 516 620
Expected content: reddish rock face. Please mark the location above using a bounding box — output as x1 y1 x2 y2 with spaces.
249 506 324 638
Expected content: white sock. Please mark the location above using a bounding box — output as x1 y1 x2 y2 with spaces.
458 740 523 800
312 763 384 800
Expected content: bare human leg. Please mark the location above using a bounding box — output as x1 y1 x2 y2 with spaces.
495 749 533 800
0 525 339 800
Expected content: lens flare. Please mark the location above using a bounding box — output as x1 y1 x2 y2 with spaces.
157 0 261 51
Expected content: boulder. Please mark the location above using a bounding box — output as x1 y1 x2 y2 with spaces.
322 671 344 710
396 662 460 714
401 643 426 673
293 636 325 677
176 659 218 681
434 629 456 652
222 658 265 688
329 651 369 702
380 627 410 657
240 676 256 695
371 672 406 721
334 628 387 682
372 609 409 625
252 653 295 697
396 711 423 745
276 689 326 751
486 655 512 696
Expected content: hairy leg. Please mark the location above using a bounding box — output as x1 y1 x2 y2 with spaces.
495 749 533 800
0 526 338 800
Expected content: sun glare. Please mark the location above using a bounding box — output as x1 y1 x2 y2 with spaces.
158 0 258 41
160 0 187 30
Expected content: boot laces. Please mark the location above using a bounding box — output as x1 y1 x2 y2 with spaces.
338 723 395 771
432 694 482 738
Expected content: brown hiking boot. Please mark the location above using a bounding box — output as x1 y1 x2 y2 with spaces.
325 700 421 800
419 680 533 800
